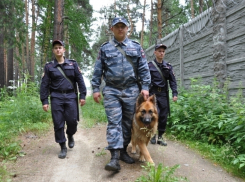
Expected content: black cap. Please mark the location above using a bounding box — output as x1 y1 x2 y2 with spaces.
155 44 167 50
111 17 129 27
52 40 64 47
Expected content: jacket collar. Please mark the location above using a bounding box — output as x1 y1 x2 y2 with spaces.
154 59 167 66
53 57 69 67
112 37 129 47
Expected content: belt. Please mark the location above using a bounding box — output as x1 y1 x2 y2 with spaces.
52 89 74 94
151 86 166 92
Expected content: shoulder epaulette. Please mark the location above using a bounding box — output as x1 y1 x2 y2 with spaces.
69 59 76 62
46 61 53 65
132 40 140 45
101 41 109 47
167 62 171 65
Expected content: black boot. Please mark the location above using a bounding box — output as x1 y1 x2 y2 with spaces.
58 142 67 159
105 149 121 171
120 146 135 164
157 135 167 146
150 134 156 144
67 134 75 148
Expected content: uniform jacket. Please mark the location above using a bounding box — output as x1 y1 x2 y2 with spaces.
40 58 87 105
148 59 178 97
91 37 151 92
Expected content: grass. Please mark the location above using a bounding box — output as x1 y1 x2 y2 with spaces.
167 78 245 179
0 80 52 180
80 96 107 128
135 163 188 182
1 77 244 181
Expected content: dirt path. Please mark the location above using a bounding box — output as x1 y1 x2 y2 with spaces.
7 122 244 182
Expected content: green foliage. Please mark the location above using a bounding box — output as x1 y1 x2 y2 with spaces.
168 78 245 177
81 96 107 128
183 0 212 20
135 163 188 182
95 148 106 157
64 0 94 64
0 165 11 182
0 82 51 160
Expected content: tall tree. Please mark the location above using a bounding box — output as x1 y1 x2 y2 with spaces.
25 0 30 75
191 0 195 19
199 0 203 13
53 0 64 41
0 32 4 88
157 0 162 39
140 0 146 46
38 0 53 68
30 0 39 81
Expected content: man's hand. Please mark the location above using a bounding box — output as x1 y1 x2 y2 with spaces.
79 99 86 106
43 104 49 112
141 90 149 101
173 96 178 102
93 92 102 103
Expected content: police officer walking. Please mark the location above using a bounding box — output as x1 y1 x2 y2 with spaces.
40 40 86 159
148 44 178 146
91 17 151 171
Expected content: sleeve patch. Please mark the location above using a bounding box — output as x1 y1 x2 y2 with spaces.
141 49 146 58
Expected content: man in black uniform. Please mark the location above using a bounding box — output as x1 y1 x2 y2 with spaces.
148 44 178 146
40 40 86 158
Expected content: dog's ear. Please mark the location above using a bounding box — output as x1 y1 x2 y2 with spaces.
136 93 145 109
149 94 157 107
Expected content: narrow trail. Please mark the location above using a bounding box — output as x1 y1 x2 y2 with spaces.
7 122 244 182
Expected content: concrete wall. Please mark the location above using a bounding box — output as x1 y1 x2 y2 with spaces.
145 0 245 96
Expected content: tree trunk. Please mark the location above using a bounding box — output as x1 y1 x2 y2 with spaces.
0 33 4 88
191 0 195 19
140 0 146 46
30 0 37 81
157 0 162 39
53 0 64 40
41 3 52 68
15 33 20 86
127 2 134 38
7 39 14 87
149 0 153 45
199 0 203 13
4 42 7 86
25 0 30 75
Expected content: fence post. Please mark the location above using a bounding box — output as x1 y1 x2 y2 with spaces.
179 26 184 87
212 0 227 88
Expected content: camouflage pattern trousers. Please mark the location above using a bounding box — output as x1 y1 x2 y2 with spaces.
103 85 139 150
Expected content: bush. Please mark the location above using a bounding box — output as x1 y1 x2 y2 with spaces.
0 81 51 160
168 78 245 174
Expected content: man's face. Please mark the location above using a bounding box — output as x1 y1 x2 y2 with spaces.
111 23 128 41
52 44 65 57
154 48 166 60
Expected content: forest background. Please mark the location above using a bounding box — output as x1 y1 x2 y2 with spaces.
0 0 245 181
0 0 212 90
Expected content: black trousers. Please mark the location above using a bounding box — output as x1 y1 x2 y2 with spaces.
51 96 78 143
150 88 169 133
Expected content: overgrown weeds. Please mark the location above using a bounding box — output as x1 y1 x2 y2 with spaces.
135 163 188 182
0 81 51 161
81 96 107 128
168 78 245 178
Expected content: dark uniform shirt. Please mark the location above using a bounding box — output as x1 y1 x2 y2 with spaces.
40 58 87 105
148 59 178 97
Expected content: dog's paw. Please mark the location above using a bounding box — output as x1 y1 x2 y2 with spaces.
131 150 136 154
139 155 145 162
149 162 155 166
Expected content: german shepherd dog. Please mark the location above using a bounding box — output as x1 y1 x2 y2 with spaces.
131 94 158 164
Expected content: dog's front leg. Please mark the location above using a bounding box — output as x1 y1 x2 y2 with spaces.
131 137 137 154
137 141 154 164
